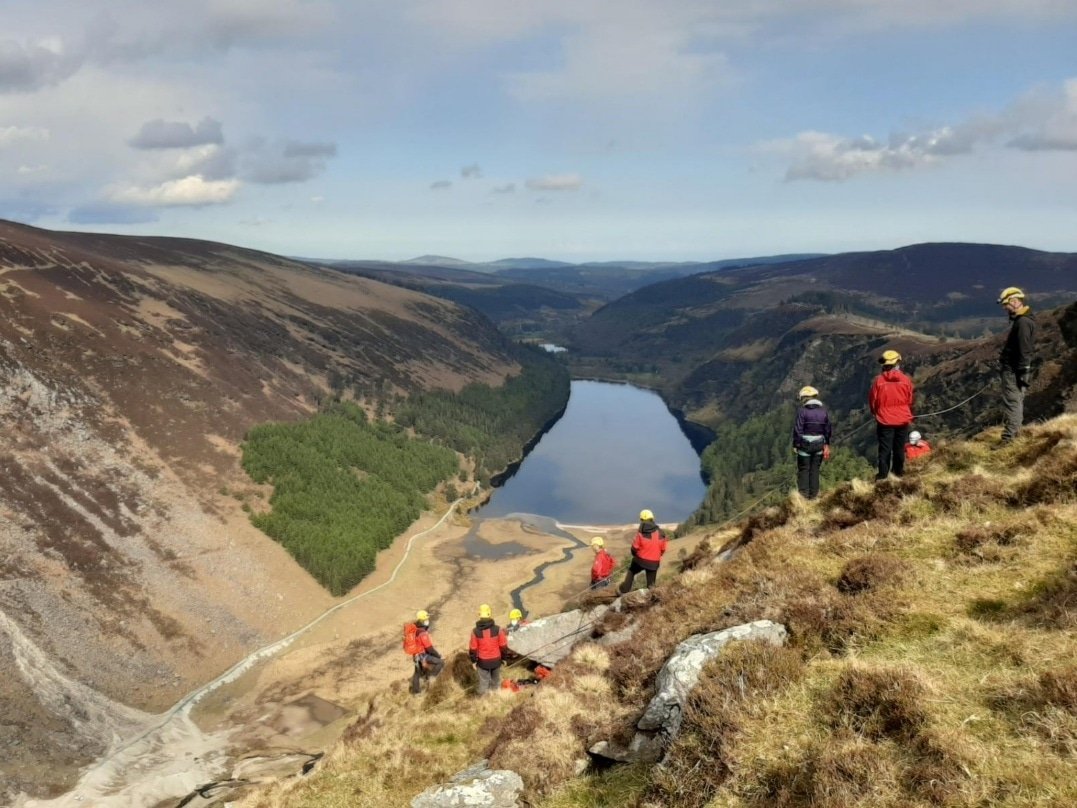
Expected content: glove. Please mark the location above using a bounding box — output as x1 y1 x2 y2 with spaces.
1016 368 1030 390
822 444 831 461
468 651 478 664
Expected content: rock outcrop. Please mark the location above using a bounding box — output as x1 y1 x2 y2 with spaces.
506 604 608 667
411 760 524 808
590 620 788 763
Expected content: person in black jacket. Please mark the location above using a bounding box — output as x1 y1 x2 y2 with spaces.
997 287 1036 444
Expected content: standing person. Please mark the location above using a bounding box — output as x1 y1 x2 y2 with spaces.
618 510 667 594
405 610 443 695
590 536 616 588
904 430 932 461
468 604 507 696
868 350 914 481
997 287 1036 445
791 385 832 500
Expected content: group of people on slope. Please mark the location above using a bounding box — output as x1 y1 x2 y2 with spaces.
791 286 1035 497
407 510 669 695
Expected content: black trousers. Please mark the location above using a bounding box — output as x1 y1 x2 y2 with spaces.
796 451 823 499
876 423 909 480
619 560 657 593
410 654 444 694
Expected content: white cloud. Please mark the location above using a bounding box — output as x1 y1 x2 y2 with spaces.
766 76 1077 181
107 175 239 207
0 125 50 146
525 173 583 191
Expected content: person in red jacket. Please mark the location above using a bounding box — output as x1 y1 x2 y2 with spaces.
904 430 932 462
590 536 616 588
468 603 508 696
869 350 915 481
618 509 667 594
408 610 443 695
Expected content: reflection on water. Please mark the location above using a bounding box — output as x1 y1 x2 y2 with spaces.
480 381 707 525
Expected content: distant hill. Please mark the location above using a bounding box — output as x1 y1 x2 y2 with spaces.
571 242 1077 386
485 257 576 270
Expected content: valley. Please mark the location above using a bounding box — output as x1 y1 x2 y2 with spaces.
1 221 1074 807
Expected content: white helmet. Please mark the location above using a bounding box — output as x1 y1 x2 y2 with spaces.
909 431 922 443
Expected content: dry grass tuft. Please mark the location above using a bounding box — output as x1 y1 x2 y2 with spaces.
821 478 918 530
445 649 477 689
747 738 900 808
737 500 796 545
835 554 908 595
678 537 713 572
1007 446 1077 506
989 666 1077 755
924 473 1004 513
952 521 1027 563
823 665 930 741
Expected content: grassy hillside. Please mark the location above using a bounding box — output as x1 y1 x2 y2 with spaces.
238 415 1076 808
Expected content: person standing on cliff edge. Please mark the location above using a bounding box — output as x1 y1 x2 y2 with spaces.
869 350 914 481
618 510 667 593
997 287 1035 445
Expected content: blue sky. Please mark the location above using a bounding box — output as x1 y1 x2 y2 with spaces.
2 1 1076 262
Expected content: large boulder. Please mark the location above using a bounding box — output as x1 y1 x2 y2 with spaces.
411 760 524 808
590 620 788 764
505 605 608 667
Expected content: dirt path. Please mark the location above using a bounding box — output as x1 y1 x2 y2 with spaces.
20 505 587 808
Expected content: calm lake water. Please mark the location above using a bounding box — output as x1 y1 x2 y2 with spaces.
479 380 707 525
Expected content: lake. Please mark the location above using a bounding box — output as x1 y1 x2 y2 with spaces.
479 380 707 525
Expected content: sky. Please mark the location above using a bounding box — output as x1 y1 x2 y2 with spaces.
2 0 1076 262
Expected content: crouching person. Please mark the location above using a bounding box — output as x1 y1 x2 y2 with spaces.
405 610 443 695
469 603 507 696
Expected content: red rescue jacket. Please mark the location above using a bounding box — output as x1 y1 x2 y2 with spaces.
869 368 914 426
469 619 507 669
905 441 932 460
632 526 667 567
591 549 616 582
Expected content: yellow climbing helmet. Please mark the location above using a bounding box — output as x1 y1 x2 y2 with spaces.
416 610 429 622
478 603 493 619
997 286 1025 305
590 536 605 547
509 608 523 620
639 509 654 522
879 349 902 367
798 385 819 399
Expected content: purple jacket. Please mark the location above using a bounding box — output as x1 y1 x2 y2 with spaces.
793 399 832 452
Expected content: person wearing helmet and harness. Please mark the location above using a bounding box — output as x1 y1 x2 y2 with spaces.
405 610 443 695
904 430 932 461
590 536 616 588
469 604 508 695
997 287 1036 444
869 350 914 481
619 510 667 594
791 385 832 500
506 608 528 632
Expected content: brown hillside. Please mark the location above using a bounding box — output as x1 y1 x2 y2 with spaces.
0 220 518 800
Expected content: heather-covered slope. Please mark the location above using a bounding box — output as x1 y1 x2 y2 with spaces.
0 220 523 800
238 415 1077 808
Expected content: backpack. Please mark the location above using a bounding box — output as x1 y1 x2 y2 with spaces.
403 623 424 655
